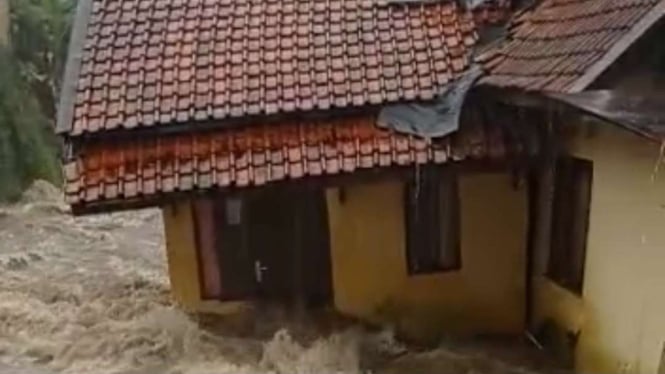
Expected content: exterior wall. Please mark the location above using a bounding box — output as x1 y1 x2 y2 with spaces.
531 123 665 374
162 202 200 307
326 172 527 341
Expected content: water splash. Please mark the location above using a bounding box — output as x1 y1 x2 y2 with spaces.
0 195 384 374
0 183 556 374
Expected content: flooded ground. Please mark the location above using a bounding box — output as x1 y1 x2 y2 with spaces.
0 182 563 374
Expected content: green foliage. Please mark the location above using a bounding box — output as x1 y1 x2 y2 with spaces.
0 0 74 201
0 47 61 201
10 0 75 119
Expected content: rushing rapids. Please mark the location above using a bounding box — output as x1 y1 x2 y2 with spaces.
0 182 557 374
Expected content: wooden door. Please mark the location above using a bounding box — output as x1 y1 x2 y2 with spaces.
248 187 333 305
247 188 295 300
196 188 332 305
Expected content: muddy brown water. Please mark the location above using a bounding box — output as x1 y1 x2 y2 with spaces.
0 189 562 374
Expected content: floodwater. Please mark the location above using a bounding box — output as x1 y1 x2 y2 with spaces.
0 182 558 374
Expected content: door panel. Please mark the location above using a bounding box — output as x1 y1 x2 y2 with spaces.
215 196 257 300
248 187 332 304
248 188 295 300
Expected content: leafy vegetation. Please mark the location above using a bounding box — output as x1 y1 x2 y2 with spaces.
10 0 75 119
0 0 74 201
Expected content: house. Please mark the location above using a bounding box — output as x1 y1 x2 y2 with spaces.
57 0 531 343
480 0 665 373
55 0 665 364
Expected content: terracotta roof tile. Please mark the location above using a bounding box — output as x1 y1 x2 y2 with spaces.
63 0 479 135
64 115 504 210
480 0 662 92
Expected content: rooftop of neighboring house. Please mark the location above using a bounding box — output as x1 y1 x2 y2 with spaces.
479 0 665 93
478 0 665 142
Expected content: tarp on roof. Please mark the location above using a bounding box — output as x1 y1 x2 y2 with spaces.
544 90 665 141
377 64 483 138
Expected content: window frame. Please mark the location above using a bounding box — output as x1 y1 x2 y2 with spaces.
547 157 593 294
404 166 462 275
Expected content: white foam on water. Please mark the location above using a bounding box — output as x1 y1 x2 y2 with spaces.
261 329 362 374
0 196 382 374
0 185 554 374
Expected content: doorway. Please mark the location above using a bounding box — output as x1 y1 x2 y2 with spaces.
194 186 333 306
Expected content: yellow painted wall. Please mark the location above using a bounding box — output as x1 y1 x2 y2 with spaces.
162 202 201 308
327 172 527 341
532 123 665 374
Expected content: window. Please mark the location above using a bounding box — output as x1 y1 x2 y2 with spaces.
405 166 461 275
548 157 593 294
224 197 243 225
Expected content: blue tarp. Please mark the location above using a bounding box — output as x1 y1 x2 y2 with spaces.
377 64 483 138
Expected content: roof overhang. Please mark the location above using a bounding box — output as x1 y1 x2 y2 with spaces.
543 90 665 142
486 87 665 142
482 83 665 142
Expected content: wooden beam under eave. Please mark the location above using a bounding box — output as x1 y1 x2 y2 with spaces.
475 86 554 109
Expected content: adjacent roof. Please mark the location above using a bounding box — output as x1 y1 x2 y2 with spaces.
479 0 665 92
64 117 505 212
59 0 478 136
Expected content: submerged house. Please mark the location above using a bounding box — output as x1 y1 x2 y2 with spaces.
479 0 665 373
56 0 665 371
58 0 527 342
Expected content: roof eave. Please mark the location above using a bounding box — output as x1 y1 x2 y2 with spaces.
543 90 665 143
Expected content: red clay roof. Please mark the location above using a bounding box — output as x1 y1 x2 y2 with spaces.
63 0 478 136
64 116 505 211
479 0 664 92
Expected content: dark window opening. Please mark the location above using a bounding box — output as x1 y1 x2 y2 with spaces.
224 197 243 226
405 166 461 275
548 157 593 294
